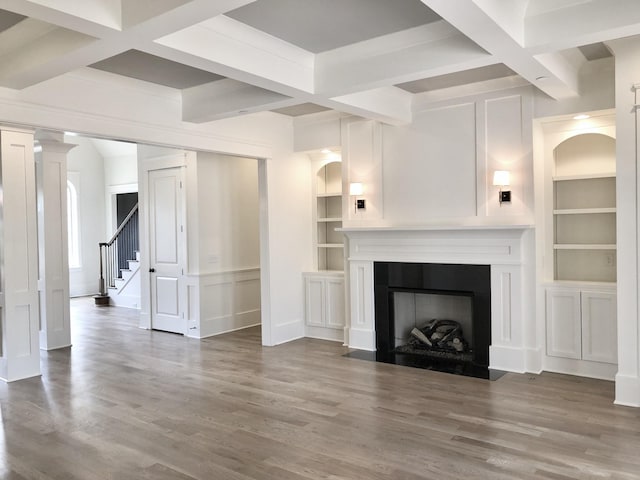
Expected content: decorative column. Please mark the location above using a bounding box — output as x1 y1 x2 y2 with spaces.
36 134 76 351
607 36 640 407
0 126 40 382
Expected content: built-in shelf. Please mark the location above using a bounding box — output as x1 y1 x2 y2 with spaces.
540 116 618 375
304 156 346 343
552 131 616 283
553 172 616 181
553 208 616 215
544 280 617 288
554 244 616 250
315 161 344 272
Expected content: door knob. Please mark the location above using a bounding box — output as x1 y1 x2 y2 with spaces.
149 268 155 273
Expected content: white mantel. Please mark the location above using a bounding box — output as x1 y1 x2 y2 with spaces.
342 225 539 374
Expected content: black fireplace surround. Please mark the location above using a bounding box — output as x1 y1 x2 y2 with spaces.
373 261 493 378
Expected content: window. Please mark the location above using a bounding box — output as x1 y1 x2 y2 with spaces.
67 174 81 268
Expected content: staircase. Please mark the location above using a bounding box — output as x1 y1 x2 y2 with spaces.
108 250 141 308
95 203 140 308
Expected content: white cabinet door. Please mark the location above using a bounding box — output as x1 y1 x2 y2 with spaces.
325 277 345 329
581 291 617 364
305 276 325 327
546 288 582 359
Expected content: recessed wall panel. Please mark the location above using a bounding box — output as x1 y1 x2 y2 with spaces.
382 103 477 222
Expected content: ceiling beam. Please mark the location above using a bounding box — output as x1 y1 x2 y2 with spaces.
0 20 97 89
328 87 413 126
182 79 298 123
152 16 413 124
153 15 315 96
0 0 257 89
525 0 640 54
422 0 580 99
315 21 495 97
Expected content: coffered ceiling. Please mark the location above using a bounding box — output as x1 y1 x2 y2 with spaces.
0 0 636 125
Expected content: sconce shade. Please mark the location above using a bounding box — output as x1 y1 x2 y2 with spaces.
493 170 510 187
349 182 363 195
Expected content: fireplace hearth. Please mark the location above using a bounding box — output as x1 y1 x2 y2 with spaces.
362 261 501 379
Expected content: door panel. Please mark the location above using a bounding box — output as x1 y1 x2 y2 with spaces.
546 288 581 359
149 167 185 334
155 277 180 316
581 291 617 364
153 176 179 264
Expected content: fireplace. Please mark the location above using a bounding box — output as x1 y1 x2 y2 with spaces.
372 262 494 378
342 226 534 375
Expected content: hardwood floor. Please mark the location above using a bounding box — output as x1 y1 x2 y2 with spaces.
0 298 639 479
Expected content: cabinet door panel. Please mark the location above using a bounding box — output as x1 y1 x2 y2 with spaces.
305 277 325 327
325 278 345 329
546 289 581 359
581 291 617 364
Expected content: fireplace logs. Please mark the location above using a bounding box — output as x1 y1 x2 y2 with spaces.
396 319 472 362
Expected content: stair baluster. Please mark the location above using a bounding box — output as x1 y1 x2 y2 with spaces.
98 203 139 298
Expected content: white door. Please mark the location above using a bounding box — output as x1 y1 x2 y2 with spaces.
148 167 186 334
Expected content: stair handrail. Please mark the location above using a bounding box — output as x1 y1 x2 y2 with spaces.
98 203 139 296
104 203 139 247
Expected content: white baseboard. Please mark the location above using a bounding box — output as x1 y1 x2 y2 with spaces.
490 345 526 373
615 373 640 407
348 328 375 351
544 355 617 381
305 325 344 343
197 310 260 338
270 319 304 346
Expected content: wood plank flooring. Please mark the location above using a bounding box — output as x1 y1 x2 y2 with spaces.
0 297 639 479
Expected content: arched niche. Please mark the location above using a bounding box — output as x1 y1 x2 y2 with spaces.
554 133 616 177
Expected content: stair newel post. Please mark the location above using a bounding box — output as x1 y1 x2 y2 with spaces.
99 242 106 296
94 203 139 306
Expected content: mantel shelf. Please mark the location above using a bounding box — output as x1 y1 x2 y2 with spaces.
339 223 534 233
317 192 342 198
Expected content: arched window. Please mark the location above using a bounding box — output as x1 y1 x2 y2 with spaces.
67 176 81 268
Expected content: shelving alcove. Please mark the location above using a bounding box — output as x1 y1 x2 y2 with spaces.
302 155 346 342
538 112 618 380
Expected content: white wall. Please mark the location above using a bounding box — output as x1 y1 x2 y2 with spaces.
191 153 259 273
104 153 138 187
101 143 138 234
66 135 106 296
185 153 262 338
259 148 313 345
342 87 535 228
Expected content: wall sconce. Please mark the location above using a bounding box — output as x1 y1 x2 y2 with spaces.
492 171 511 205
349 182 365 212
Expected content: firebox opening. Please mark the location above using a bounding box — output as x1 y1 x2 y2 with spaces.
392 289 474 362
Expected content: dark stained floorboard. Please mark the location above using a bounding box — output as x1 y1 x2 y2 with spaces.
0 297 638 479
